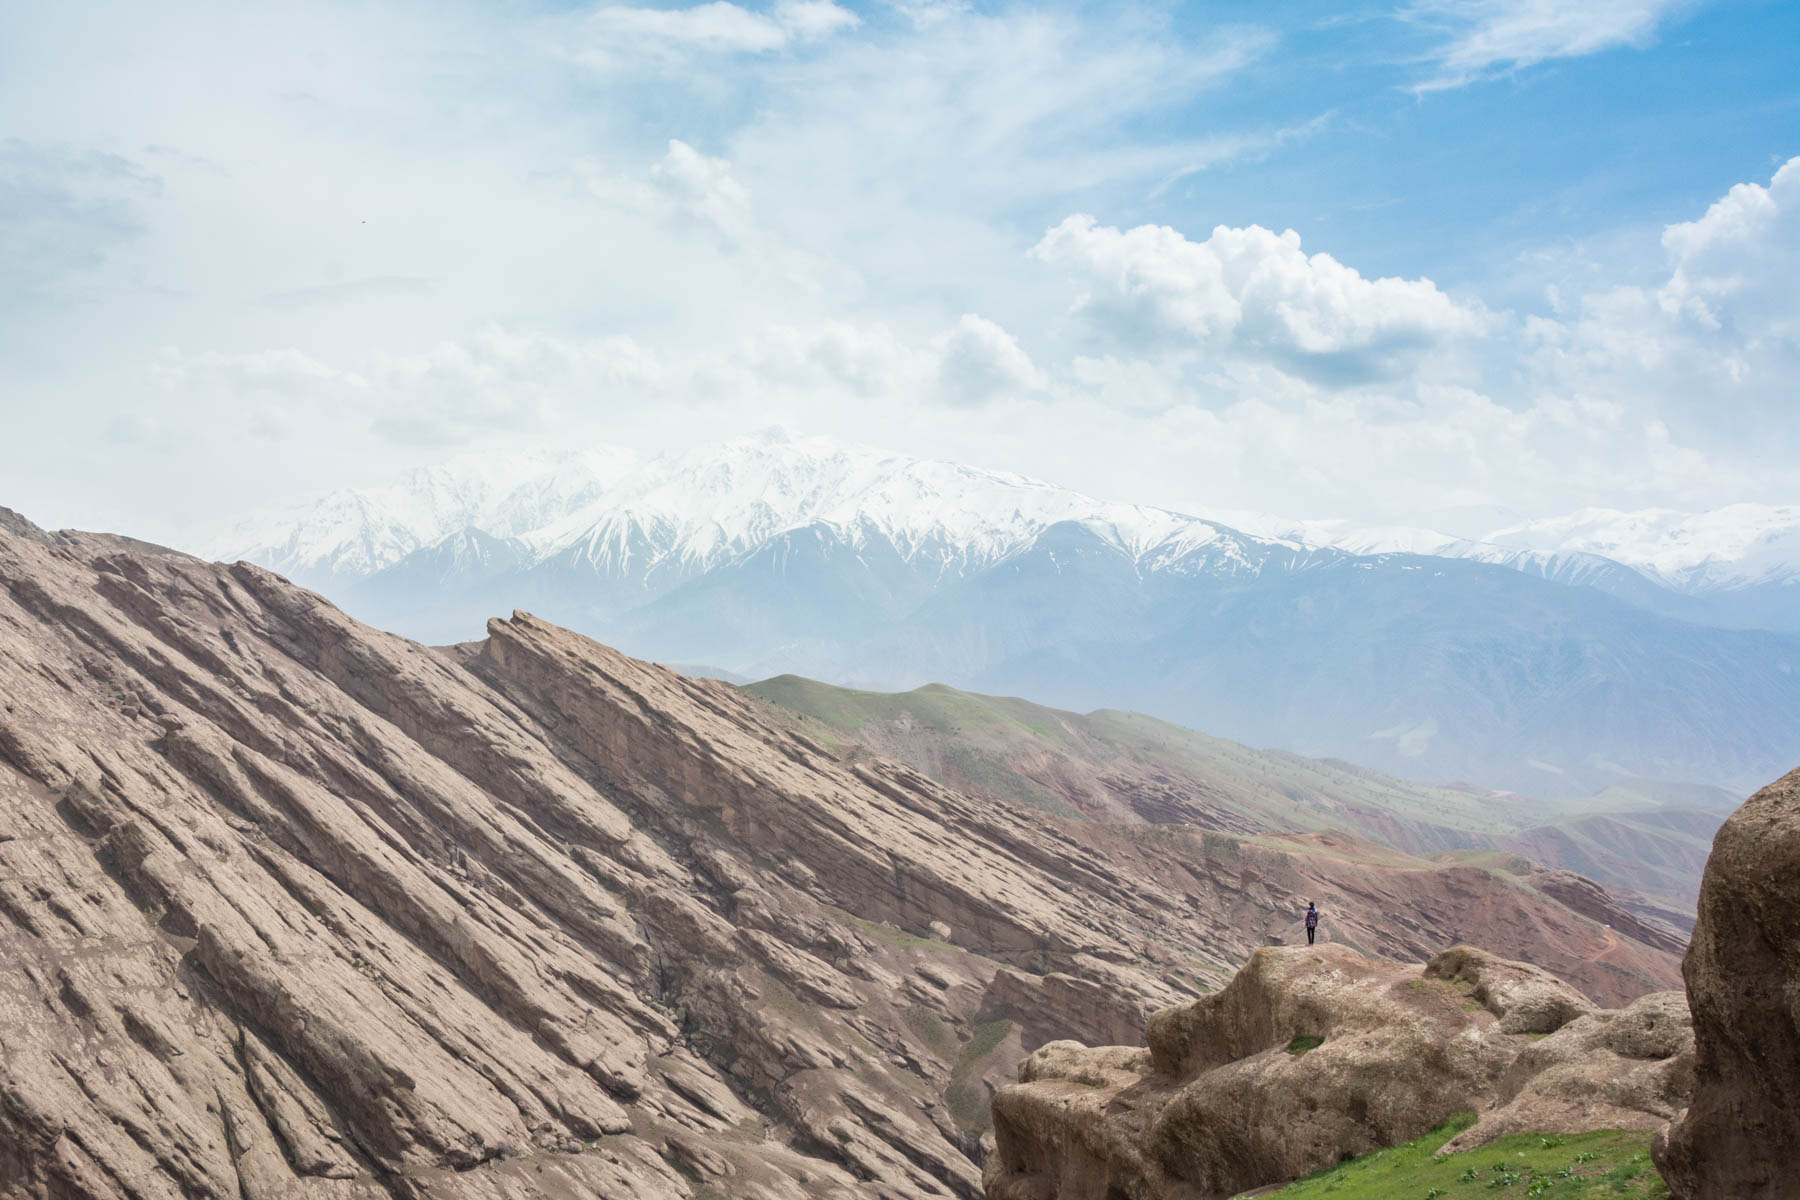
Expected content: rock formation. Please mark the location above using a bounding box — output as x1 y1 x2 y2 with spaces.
0 514 1690 1199
984 945 1692 1199
1654 766 1800 1199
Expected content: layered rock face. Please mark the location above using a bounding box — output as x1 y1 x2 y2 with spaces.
984 946 1692 1199
0 517 1194 1200
0 513 1690 1200
1655 766 1800 1199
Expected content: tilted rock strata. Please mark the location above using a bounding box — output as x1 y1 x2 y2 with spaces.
0 515 1690 1199
0 520 1166 1200
1654 766 1800 1199
984 945 1692 1200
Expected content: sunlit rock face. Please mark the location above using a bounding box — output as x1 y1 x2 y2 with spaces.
984 945 1693 1200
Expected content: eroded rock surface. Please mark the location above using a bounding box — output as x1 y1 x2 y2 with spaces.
1655 766 1800 1199
985 945 1692 1200
0 517 1690 1200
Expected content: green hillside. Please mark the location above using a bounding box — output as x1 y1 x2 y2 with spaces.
750 674 1543 838
1255 1115 1668 1199
742 674 1725 909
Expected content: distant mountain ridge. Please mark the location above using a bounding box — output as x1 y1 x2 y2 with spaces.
208 434 1800 611
199 434 1800 796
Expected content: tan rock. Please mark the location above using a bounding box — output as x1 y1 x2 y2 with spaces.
987 945 1694 1199
1424 944 1595 1034
1655 766 1800 1199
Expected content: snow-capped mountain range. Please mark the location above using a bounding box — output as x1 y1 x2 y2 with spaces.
207 432 1800 603
198 434 1800 798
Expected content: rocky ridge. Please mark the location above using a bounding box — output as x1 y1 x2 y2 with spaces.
984 945 1693 1200
0 513 1685 1198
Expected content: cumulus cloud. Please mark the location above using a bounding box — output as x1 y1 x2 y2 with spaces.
730 321 929 397
572 0 858 64
1658 155 1799 338
720 315 1044 409
1404 0 1696 91
650 140 755 241
1032 215 1484 382
934 315 1046 407
150 312 1042 456
1524 156 1799 451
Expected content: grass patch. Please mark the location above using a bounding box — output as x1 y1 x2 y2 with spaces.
1286 1035 1325 1056
902 1006 956 1058
944 1018 1014 1133
958 1019 1012 1068
821 904 960 953
1253 1117 1668 1198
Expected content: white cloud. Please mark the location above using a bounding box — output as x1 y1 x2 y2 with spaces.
934 314 1046 407
147 312 1044 459
650 139 755 243
1523 156 1799 449
1032 215 1484 381
774 0 862 40
1658 155 1799 336
572 0 858 64
729 321 930 397
1404 0 1696 91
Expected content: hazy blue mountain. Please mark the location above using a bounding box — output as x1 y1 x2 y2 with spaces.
204 435 1800 798
617 522 1800 796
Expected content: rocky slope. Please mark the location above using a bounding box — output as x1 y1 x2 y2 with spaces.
984 946 1693 1199
0 510 1686 1199
1654 765 1800 1198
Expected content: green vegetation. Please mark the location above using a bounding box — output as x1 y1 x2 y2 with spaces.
821 903 960 953
902 1005 955 1058
744 674 1557 841
944 1018 1014 1132
744 672 1721 908
1251 1115 1669 1199
1286 1035 1325 1055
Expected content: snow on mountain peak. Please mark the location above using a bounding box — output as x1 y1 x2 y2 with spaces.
1479 504 1800 591
201 434 1799 597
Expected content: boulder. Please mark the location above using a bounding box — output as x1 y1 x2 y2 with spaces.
1655 766 1800 1199
986 945 1692 1200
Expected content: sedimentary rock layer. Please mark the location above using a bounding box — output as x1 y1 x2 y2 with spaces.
0 513 1686 1199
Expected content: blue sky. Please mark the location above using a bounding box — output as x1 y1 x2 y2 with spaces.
1 0 1795 540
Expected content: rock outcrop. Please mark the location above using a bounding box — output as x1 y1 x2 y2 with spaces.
1654 766 1800 1199
0 515 1693 1199
984 945 1692 1199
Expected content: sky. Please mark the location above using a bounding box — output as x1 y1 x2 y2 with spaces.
1 0 1796 545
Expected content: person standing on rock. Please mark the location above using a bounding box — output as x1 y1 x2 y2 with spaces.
1305 902 1320 945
